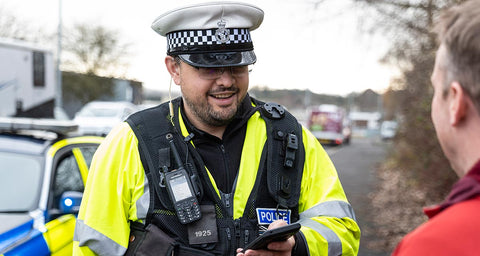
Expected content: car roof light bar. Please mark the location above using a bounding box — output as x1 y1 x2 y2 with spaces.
0 117 78 135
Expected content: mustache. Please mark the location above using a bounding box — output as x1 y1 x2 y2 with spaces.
208 87 239 94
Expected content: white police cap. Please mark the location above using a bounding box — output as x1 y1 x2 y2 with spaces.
152 2 264 67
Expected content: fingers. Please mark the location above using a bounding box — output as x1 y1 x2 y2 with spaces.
236 221 295 256
268 220 288 229
266 236 295 252
236 237 295 256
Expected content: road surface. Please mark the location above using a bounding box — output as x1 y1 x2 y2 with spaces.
325 136 391 256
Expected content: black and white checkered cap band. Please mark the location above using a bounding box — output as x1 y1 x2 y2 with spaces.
166 28 253 54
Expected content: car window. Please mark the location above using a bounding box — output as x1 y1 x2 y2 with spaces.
53 152 84 208
0 152 43 212
78 146 97 167
50 143 100 209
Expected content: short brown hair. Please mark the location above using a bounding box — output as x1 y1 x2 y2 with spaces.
434 0 480 112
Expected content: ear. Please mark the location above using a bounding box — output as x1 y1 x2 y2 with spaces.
165 56 181 85
449 81 468 126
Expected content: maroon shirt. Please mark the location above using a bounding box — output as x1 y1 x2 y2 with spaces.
423 160 480 218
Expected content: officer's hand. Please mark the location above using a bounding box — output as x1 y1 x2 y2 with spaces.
236 220 295 256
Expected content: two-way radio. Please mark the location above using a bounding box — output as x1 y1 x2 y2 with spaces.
164 136 202 224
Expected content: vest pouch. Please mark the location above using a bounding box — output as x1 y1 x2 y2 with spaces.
124 223 175 256
125 222 217 256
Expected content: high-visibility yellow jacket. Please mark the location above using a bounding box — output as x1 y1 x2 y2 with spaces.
73 99 360 256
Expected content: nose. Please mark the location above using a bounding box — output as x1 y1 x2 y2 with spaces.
215 68 235 87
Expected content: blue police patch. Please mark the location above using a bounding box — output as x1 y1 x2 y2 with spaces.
256 208 291 225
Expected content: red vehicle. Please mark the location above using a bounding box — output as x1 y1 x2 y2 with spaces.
307 104 350 145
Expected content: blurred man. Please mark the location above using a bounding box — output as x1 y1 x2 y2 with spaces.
73 2 360 255
392 1 480 255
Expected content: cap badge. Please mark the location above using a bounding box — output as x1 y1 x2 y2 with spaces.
215 19 230 44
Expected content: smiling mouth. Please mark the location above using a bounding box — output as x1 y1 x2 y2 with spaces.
210 90 237 99
211 93 234 99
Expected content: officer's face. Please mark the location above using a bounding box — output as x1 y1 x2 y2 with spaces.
175 60 249 130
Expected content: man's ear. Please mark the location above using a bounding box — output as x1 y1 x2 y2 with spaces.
165 56 181 84
449 81 468 125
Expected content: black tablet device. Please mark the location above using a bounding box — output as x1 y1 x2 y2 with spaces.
242 223 301 252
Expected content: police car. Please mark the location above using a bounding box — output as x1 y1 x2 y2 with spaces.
0 117 103 256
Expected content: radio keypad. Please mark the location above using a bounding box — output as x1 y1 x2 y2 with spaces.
175 199 201 224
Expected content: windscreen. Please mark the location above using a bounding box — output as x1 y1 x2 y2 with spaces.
0 152 43 212
77 105 119 118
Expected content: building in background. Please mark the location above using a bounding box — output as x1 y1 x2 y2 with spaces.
0 38 143 119
0 37 56 118
349 111 382 137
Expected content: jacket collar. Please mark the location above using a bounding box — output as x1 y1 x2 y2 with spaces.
423 159 480 218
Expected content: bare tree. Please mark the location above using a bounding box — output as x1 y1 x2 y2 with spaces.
353 0 466 184
62 23 131 78
351 0 467 251
0 6 46 42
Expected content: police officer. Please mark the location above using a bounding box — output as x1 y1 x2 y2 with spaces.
73 2 360 255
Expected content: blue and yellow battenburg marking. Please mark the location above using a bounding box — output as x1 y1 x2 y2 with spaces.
0 215 75 256
0 219 49 256
43 214 77 255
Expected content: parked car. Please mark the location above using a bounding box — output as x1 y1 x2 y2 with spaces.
73 101 139 136
380 120 398 140
0 117 103 255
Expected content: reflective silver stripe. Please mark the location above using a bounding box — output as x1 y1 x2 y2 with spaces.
136 177 150 220
300 200 357 222
74 219 127 255
298 218 342 256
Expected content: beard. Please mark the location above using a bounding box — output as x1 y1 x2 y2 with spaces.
182 88 243 127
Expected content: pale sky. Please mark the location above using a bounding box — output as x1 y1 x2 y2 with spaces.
3 0 397 96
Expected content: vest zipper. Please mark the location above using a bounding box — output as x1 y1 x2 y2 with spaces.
220 144 235 217
226 228 232 241
225 227 232 254
219 144 231 192
235 219 241 241
244 230 250 248
225 193 231 208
